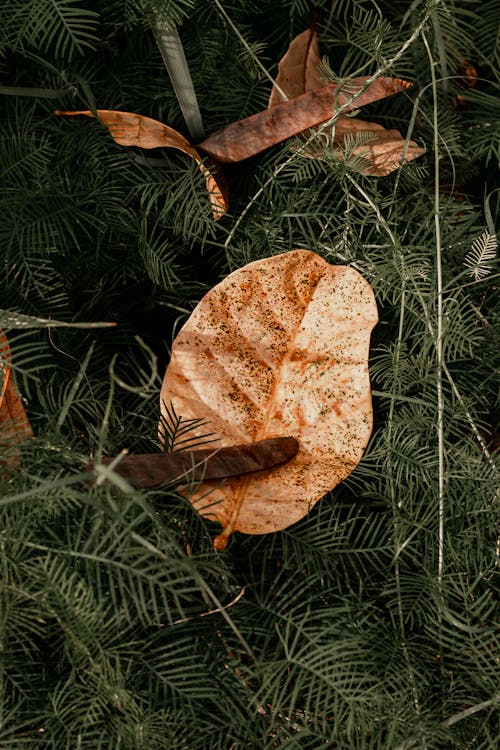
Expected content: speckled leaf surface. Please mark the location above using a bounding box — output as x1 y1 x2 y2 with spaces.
160 250 378 549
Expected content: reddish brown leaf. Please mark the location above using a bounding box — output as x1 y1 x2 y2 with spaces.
54 109 228 219
266 28 425 176
454 61 478 109
303 117 426 176
0 332 33 475
92 437 299 487
268 27 325 107
198 77 411 163
160 250 378 550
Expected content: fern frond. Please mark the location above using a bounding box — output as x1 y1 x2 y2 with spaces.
159 400 216 452
3 0 99 59
464 232 497 281
138 221 182 290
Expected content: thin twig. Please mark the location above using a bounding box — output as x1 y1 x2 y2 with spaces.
169 586 246 625
212 0 288 102
422 31 446 598
441 694 500 728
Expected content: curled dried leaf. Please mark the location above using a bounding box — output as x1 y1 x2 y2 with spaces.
160 250 378 549
54 109 228 219
306 117 426 176
268 27 325 106
0 332 33 475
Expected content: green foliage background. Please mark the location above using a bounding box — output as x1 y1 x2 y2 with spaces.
0 0 498 747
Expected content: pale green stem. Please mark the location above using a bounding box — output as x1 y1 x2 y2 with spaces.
56 342 95 430
441 693 500 727
422 31 445 596
224 116 341 253
223 152 295 254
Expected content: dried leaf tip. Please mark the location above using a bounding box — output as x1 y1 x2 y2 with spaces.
53 110 90 116
393 79 412 90
1 331 33 477
53 108 228 219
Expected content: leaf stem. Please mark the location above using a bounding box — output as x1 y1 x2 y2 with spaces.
441 693 500 727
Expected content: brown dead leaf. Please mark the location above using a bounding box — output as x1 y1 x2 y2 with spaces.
199 76 412 164
92 437 299 487
53 109 228 219
54 34 422 196
160 250 378 550
0 332 33 475
305 117 427 177
268 27 325 106
267 28 425 176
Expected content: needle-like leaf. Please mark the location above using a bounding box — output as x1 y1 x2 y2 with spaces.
151 19 205 139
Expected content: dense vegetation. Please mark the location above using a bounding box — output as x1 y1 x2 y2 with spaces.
0 1 498 747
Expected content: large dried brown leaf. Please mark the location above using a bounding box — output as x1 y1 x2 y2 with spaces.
53 109 228 219
160 250 378 550
199 77 411 163
93 437 299 487
267 28 425 176
0 332 32 475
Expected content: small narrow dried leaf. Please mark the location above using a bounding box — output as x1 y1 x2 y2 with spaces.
160 250 378 549
0 332 33 475
268 27 324 107
267 28 425 175
199 77 411 163
54 109 227 218
93 437 299 487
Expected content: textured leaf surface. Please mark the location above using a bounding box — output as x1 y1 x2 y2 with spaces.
160 250 378 549
268 27 325 106
199 76 411 163
54 109 227 218
0 332 32 475
267 28 425 176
